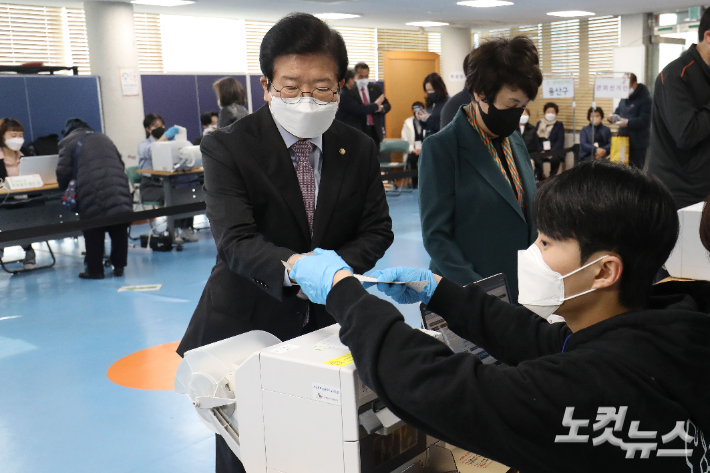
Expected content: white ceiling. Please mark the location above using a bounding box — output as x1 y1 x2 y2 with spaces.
11 0 707 30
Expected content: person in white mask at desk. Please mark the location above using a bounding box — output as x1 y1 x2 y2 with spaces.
0 117 36 269
289 161 710 473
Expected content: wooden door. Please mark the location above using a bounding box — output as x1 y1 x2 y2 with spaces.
383 51 440 140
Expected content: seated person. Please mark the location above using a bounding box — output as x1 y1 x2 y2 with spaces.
533 102 565 180
0 118 36 269
519 107 538 153
137 113 197 243
192 111 219 146
579 107 612 162
289 161 709 472
401 101 426 188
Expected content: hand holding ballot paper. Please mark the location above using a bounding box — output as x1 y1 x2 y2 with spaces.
285 250 435 305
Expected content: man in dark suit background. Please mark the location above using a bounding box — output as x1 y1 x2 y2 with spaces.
335 68 385 130
353 62 391 148
176 13 394 473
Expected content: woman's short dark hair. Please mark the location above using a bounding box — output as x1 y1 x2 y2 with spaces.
200 112 214 127
344 69 356 82
534 161 679 309
423 72 448 107
143 113 164 138
466 36 542 103
701 195 710 252
587 107 605 121
0 118 23 148
544 102 559 114
213 77 246 107
260 13 348 82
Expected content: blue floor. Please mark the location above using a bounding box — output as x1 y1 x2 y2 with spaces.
0 191 429 473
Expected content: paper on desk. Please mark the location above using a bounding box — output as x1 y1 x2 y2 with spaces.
281 261 431 292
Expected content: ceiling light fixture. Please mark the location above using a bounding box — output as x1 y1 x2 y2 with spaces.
131 0 195 6
457 1 514 8
547 11 595 18
314 13 361 20
406 21 450 27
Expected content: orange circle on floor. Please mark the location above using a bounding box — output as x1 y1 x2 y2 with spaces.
107 341 182 390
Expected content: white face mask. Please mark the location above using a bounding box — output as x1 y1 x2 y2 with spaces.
520 115 530 125
356 78 370 91
628 87 634 94
4 137 24 151
204 124 216 135
517 243 609 319
545 113 557 123
269 95 338 139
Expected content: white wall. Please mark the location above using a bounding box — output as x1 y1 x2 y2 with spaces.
440 27 471 95
160 15 247 73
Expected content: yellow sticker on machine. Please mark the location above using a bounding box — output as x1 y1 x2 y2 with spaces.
325 352 354 367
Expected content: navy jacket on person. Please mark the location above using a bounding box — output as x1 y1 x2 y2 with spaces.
614 83 652 149
536 121 565 152
579 124 612 161
56 128 132 220
420 96 450 135
440 89 472 129
335 86 380 132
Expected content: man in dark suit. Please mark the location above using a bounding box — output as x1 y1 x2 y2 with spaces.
335 68 385 130
176 13 394 473
353 62 391 147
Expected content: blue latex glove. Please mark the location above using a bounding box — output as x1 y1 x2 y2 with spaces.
164 126 180 139
290 248 352 305
367 267 437 304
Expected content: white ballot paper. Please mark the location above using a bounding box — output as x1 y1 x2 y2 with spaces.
282 261 431 292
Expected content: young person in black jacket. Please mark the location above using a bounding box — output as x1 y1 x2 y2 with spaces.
290 161 710 473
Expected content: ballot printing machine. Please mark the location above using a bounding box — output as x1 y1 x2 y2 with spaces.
175 324 469 473
150 126 203 172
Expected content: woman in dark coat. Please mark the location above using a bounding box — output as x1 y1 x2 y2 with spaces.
417 72 450 135
57 119 133 279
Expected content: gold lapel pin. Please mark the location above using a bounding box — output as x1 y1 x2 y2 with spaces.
339 148 346 155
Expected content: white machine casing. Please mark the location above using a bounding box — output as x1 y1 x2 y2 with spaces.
176 325 430 473
665 202 710 280
150 126 202 172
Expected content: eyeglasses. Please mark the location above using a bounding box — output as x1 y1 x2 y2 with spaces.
269 82 340 105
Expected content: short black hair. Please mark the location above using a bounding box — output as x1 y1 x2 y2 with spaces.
534 161 679 309
466 36 542 102
143 113 163 129
354 62 369 71
344 68 356 82
699 7 709 42
200 112 214 127
587 106 604 121
211 111 219 118
411 101 425 109
260 13 348 82
62 118 92 137
701 195 710 252
544 102 559 114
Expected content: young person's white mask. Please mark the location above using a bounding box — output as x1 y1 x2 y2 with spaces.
517 243 609 319
269 95 339 139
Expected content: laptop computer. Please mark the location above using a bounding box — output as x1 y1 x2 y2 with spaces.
421 273 511 366
19 155 60 185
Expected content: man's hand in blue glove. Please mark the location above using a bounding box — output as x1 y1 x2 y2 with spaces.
366 267 438 305
164 126 180 139
289 248 352 305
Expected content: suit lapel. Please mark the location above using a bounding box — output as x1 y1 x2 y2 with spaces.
311 127 349 248
254 107 311 241
454 110 526 222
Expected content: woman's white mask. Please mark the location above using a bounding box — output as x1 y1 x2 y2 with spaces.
517 243 609 319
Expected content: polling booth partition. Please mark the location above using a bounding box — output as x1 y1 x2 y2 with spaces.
141 74 269 142
0 75 103 142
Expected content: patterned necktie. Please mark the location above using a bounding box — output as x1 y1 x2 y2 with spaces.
292 140 315 234
361 87 374 126
291 139 315 328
